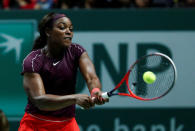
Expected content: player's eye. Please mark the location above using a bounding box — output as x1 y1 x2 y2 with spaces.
69 28 73 32
69 26 73 32
59 26 65 30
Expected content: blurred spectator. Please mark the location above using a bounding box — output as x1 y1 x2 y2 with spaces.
17 0 37 9
85 0 94 8
85 0 109 8
185 0 195 6
2 0 19 9
35 0 53 9
85 0 131 8
0 110 9 131
1 0 195 9
152 0 174 7
55 0 85 9
117 0 132 8
134 0 151 8
56 0 72 9
111 0 132 8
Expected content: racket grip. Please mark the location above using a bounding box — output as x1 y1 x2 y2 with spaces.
101 92 109 99
80 92 109 109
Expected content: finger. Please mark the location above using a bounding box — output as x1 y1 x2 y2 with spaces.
89 98 95 107
96 97 104 105
83 103 91 109
83 99 92 108
100 98 105 104
94 99 101 105
93 97 100 105
91 97 96 103
85 97 95 108
98 91 102 96
97 96 108 105
98 96 104 103
94 91 101 96
95 96 101 105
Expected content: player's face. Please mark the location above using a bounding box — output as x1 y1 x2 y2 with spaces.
50 17 73 47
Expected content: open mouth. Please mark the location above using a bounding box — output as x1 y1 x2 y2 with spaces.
64 37 72 40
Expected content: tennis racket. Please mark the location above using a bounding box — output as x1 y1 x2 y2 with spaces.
101 52 177 101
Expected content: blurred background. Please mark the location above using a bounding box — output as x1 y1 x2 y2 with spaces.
0 0 195 131
1 0 195 9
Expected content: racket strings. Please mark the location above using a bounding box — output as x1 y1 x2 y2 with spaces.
128 55 176 99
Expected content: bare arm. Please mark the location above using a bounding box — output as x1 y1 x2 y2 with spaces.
23 73 94 111
79 52 101 92
79 52 108 104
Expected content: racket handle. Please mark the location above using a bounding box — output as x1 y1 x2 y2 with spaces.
101 92 109 99
80 92 109 109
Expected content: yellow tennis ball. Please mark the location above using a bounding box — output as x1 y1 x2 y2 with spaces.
143 71 156 84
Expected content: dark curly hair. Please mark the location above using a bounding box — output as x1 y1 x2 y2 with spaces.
32 12 65 50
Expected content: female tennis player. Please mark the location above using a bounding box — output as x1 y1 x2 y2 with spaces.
18 12 108 131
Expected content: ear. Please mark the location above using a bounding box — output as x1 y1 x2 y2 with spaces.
45 27 51 37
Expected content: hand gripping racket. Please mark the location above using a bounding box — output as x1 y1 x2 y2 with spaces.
101 52 177 101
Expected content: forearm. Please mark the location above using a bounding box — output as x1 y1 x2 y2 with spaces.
31 94 77 111
86 76 108 105
86 76 102 93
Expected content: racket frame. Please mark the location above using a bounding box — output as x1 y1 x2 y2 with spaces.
105 52 177 101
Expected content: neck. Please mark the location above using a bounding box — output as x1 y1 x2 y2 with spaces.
44 44 65 60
